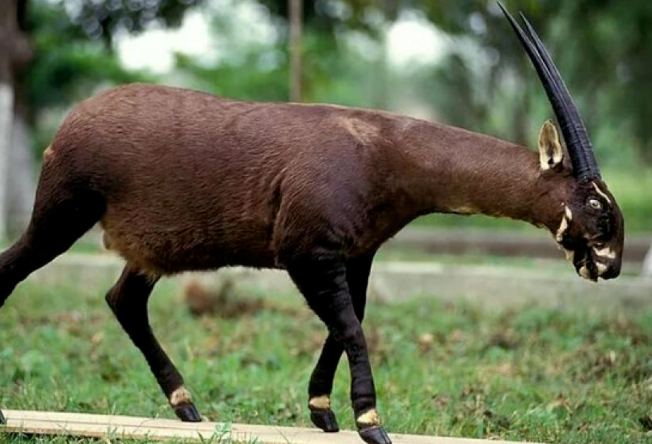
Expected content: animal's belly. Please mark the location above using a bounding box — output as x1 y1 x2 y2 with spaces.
101 220 278 275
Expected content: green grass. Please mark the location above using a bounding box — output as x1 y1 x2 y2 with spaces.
2 280 652 443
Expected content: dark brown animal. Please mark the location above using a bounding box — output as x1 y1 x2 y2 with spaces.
0 7 624 444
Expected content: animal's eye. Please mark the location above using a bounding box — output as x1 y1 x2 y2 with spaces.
588 198 602 210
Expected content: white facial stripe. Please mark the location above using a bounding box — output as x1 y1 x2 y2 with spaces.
596 262 608 275
563 248 574 262
579 265 592 280
592 182 612 204
593 246 616 259
556 214 569 242
565 206 573 221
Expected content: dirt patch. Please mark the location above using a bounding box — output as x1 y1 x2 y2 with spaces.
183 279 267 318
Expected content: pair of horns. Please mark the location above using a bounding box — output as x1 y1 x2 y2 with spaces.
498 3 600 180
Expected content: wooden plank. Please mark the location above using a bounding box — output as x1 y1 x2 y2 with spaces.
0 409 545 444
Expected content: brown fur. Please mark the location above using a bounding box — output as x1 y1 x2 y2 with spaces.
46 84 572 274
0 83 623 437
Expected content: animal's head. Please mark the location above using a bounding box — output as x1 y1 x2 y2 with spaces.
500 4 624 281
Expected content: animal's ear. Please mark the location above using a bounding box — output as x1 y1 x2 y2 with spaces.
537 120 564 171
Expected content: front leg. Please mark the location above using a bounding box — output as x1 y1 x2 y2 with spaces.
308 254 374 433
287 254 391 444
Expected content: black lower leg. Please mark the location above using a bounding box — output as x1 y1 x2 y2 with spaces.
308 334 342 432
0 408 5 424
106 266 200 422
288 254 390 444
307 254 373 433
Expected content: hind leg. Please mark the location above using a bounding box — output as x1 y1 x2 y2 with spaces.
0 181 104 308
0 168 105 423
106 265 201 422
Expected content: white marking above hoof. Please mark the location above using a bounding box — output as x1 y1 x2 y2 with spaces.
169 386 193 406
357 408 381 426
309 395 331 410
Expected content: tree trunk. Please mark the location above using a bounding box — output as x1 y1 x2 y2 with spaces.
0 0 34 241
0 0 17 241
0 82 12 241
288 0 303 102
8 110 35 234
643 240 652 277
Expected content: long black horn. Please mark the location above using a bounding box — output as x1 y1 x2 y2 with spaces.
498 3 600 180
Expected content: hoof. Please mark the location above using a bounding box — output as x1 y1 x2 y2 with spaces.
174 403 202 422
358 425 392 444
0 408 5 425
310 408 339 433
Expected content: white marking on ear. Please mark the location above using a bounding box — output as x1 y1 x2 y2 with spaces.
592 182 612 204
169 386 193 406
357 409 381 426
593 246 616 259
309 395 331 410
538 120 564 171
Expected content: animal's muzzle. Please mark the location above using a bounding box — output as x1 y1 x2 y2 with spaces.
598 262 620 280
573 247 620 281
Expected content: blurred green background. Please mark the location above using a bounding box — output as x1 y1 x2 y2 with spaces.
0 0 650 237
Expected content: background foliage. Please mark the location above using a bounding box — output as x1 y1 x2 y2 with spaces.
4 0 651 235
25 0 652 164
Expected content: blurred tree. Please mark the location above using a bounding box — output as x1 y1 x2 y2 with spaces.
288 0 303 101
0 0 35 239
174 0 383 107
67 0 203 47
259 0 652 164
407 1 652 164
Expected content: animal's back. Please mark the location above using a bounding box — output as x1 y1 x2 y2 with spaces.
47 84 398 274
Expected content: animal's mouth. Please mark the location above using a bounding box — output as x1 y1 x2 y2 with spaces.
572 247 617 281
576 259 599 282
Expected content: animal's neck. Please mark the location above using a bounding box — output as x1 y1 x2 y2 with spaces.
394 120 569 232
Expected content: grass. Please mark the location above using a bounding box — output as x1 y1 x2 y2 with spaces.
1 279 652 443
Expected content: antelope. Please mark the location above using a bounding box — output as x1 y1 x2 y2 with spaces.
0 6 623 444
